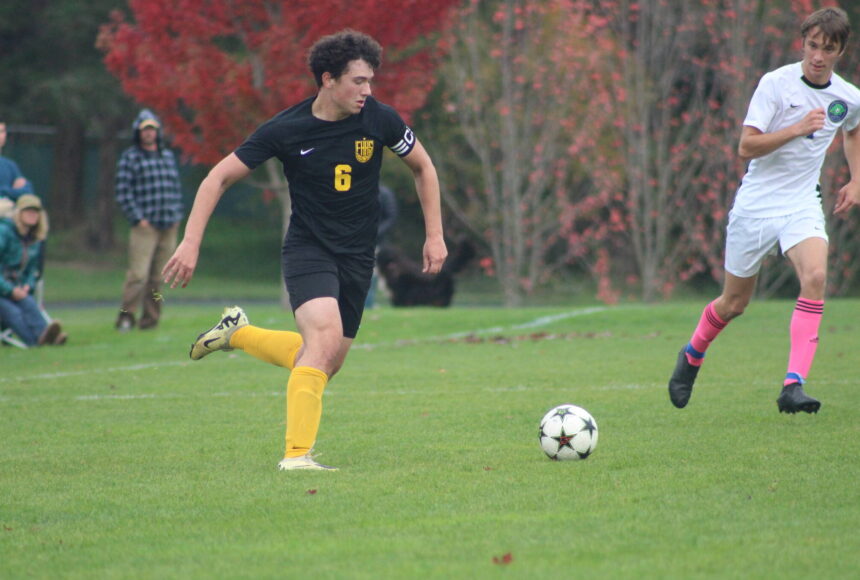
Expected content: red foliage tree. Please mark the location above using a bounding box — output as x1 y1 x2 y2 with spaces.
581 0 829 301
99 0 458 166
437 0 860 304
437 0 621 305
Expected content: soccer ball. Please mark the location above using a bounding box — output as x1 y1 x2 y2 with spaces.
539 404 598 460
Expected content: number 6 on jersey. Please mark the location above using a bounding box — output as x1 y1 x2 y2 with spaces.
334 164 352 191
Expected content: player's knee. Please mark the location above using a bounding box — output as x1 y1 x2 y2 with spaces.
721 296 749 320
801 268 827 294
296 340 342 375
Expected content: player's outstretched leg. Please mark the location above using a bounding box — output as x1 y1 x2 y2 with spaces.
668 347 701 408
776 382 821 414
189 306 249 360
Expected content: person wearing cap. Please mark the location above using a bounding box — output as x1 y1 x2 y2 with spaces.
0 120 35 218
0 194 66 346
114 109 184 332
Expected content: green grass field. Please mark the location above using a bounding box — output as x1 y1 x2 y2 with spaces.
2 300 859 579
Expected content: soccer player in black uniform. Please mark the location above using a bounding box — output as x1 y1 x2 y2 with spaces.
162 30 447 471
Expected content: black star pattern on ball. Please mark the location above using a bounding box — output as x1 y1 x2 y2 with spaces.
552 427 575 450
581 417 596 437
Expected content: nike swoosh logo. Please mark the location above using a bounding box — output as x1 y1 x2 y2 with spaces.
790 104 801 108
300 148 315 155
203 337 221 347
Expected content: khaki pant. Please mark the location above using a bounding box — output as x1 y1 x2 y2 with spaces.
120 223 178 326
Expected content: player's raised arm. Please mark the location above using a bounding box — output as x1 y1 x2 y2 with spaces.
162 153 251 288
400 138 447 274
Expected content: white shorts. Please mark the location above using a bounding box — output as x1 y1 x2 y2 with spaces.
724 206 828 278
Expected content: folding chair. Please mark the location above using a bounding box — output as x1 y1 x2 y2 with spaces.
0 314 28 348
0 279 52 348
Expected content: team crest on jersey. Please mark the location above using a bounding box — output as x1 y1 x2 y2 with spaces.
355 138 374 163
828 100 848 123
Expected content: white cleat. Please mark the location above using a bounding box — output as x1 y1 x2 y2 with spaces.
189 306 249 360
277 453 338 471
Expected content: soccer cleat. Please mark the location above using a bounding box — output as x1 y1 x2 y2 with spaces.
777 382 821 414
277 453 338 471
668 347 700 408
189 306 249 360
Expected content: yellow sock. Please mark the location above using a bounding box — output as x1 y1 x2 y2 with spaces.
229 325 303 369
284 366 329 458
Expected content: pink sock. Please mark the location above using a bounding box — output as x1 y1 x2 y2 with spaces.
686 300 728 367
784 298 823 386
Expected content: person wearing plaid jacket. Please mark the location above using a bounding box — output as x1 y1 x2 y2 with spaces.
115 109 184 331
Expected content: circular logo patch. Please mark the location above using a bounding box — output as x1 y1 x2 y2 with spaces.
828 100 848 123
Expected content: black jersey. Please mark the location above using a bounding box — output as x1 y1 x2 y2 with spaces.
234 96 416 254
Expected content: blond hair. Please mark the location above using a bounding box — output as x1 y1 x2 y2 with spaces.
14 206 49 241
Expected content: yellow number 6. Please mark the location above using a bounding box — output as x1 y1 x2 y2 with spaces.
334 164 352 192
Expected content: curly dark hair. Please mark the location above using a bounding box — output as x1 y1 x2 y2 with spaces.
307 29 382 87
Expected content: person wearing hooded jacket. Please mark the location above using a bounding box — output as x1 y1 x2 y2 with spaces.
115 109 184 331
0 194 66 346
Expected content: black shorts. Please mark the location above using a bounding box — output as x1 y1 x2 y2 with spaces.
282 235 374 339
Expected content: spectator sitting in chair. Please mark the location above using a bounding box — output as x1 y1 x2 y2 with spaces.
0 194 66 346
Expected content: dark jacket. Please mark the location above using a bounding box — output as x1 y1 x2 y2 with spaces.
115 109 184 228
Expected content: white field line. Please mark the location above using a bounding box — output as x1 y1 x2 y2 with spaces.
2 306 613 386
2 361 191 384
0 382 657 405
353 305 611 348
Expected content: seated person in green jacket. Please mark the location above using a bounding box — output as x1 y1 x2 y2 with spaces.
0 194 66 346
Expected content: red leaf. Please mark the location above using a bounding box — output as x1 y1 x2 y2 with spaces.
99 0 460 165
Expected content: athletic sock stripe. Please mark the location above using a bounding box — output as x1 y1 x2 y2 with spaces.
785 372 804 385
685 343 705 359
795 300 824 315
705 309 727 329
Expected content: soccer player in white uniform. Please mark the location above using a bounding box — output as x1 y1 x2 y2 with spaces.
668 7 860 414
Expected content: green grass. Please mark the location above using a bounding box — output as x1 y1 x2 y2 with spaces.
2 300 859 579
43 216 286 303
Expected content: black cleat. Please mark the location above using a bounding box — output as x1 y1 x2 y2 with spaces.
668 348 700 408
777 382 820 414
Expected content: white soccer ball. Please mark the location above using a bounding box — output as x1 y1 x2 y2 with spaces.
539 404 598 460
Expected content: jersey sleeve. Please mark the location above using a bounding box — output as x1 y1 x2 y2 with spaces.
743 73 779 133
843 87 860 133
234 118 283 170
375 102 416 157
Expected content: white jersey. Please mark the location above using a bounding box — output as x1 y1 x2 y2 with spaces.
732 62 860 218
